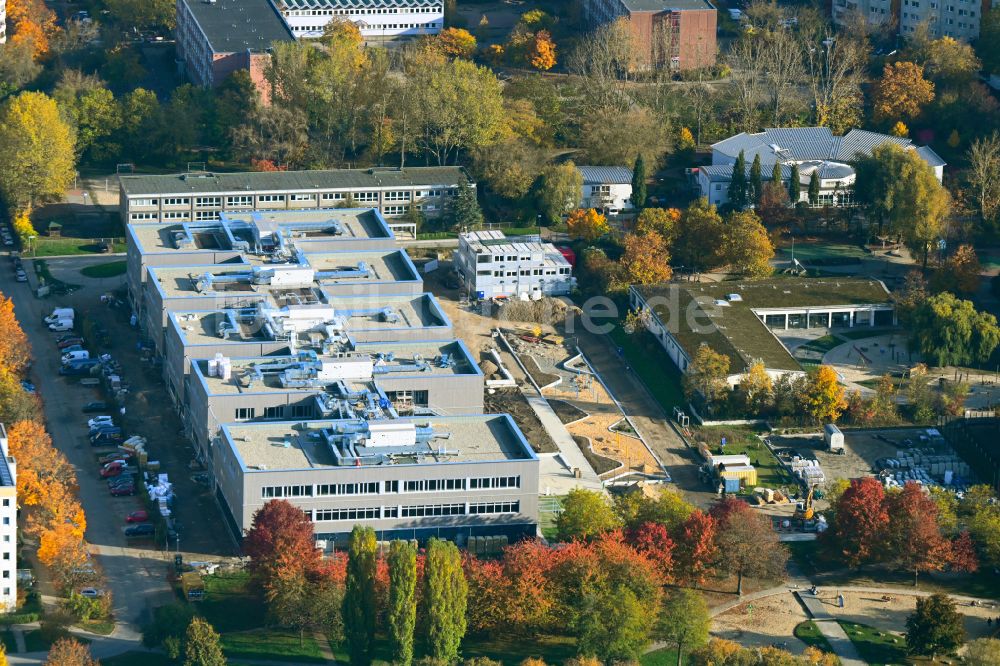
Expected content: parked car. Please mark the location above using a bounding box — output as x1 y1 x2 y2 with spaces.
100 462 129 478
106 476 135 488
60 345 84 355
62 350 90 364
78 587 103 598
109 484 135 496
48 320 74 332
19 381 35 394
125 510 148 523
87 423 119 438
124 523 155 537
82 401 109 413
87 415 113 428
58 337 84 350
45 308 75 324
90 429 124 446
56 333 80 344
15 270 26 282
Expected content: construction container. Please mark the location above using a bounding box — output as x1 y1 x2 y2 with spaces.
719 464 758 486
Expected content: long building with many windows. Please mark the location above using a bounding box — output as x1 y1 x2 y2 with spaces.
833 0 999 41
276 0 443 42
583 0 716 69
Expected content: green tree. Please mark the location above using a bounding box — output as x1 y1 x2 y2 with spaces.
537 161 583 224
613 487 694 532
771 161 782 184
905 593 965 657
343 526 377 666
120 88 161 163
910 292 1000 367
631 153 647 210
184 618 226 666
104 0 175 29
556 488 620 541
655 589 711 666
673 197 724 274
142 603 195 657
979 9 1000 74
0 91 75 210
442 179 483 231
788 163 801 204
749 153 763 205
729 150 748 209
388 540 417 666
808 170 820 206
577 587 655 662
424 538 467 663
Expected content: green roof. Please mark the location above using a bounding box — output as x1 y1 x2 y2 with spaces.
635 278 892 374
120 167 471 197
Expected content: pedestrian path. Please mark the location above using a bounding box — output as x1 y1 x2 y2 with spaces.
797 591 866 666
524 392 603 493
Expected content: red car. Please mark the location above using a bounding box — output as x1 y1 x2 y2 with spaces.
110 484 135 497
125 510 148 523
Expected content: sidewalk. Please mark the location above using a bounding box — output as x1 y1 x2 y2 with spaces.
797 591 866 666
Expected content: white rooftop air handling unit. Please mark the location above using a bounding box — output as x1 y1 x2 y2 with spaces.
258 267 315 287
366 422 417 447
318 355 375 382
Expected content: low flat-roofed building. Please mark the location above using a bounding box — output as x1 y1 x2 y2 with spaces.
119 167 472 224
164 294 451 401
455 231 575 300
277 0 444 42
213 415 539 545
142 250 422 350
125 209 396 310
630 278 894 385
185 340 483 454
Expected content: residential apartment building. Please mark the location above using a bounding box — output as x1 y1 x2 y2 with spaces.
185 340 483 454
0 425 16 611
214 415 538 546
119 168 472 225
175 0 294 92
696 127 945 208
276 0 443 42
833 0 998 40
578 166 635 215
583 0 717 69
454 231 575 300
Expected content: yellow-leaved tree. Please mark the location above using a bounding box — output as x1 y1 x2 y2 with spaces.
566 208 609 242
528 31 556 71
0 92 76 211
872 62 934 121
891 121 909 137
0 295 30 373
617 231 671 287
434 27 477 59
802 365 848 424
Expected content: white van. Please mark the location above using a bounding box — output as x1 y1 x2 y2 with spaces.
44 308 75 324
728 8 743 20
49 319 74 332
61 350 90 364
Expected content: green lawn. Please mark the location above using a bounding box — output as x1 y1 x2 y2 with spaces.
32 238 125 257
640 647 684 666
330 633 578 666
838 621 907 665
609 326 686 412
539 495 563 541
221 628 326 663
80 260 127 278
777 243 868 262
79 618 116 635
199 572 266 634
798 334 845 354
837 328 897 340
794 620 836 653
697 425 794 488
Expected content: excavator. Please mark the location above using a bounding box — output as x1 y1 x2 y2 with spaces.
794 484 818 521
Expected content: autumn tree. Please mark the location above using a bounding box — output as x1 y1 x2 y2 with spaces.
931 244 981 295
630 522 675 581
673 198 724 274
723 210 773 278
537 161 583 224
184 617 226 666
737 362 773 415
387 540 417 666
711 499 787 594
872 61 935 121
824 477 889 568
566 208 609 242
104 0 175 29
343 526 377 666
528 31 557 70
613 487 694 533
243 500 319 592
886 482 953 586
655 589 710 666
0 295 29 373
7 0 59 60
967 131 1000 229
434 28 477 59
424 538 467 663
801 365 847 424
0 91 75 211
683 344 731 407
965 638 1000 666
805 34 867 132
909 293 1000 367
619 232 671 286
580 106 670 171
906 593 965 658
556 488 620 541
672 510 718 586
44 638 98 666
949 530 979 573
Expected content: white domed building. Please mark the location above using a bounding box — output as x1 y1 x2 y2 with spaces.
695 127 945 208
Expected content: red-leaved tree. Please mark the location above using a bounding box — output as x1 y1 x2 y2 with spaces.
949 530 979 574
672 510 718 587
630 521 675 582
243 500 320 591
824 477 889 568
886 482 953 586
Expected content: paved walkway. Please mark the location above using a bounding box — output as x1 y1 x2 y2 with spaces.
797 591 867 666
524 391 603 493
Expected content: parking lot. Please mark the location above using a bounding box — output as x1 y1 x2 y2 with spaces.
6 254 236 632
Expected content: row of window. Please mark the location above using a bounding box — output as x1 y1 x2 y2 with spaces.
260 476 521 499
303 501 520 522
489 268 570 278
130 189 455 210
285 6 442 16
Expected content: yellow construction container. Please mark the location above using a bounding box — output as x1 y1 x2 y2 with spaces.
719 464 758 486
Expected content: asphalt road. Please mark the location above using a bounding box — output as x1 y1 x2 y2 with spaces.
5 254 234 640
